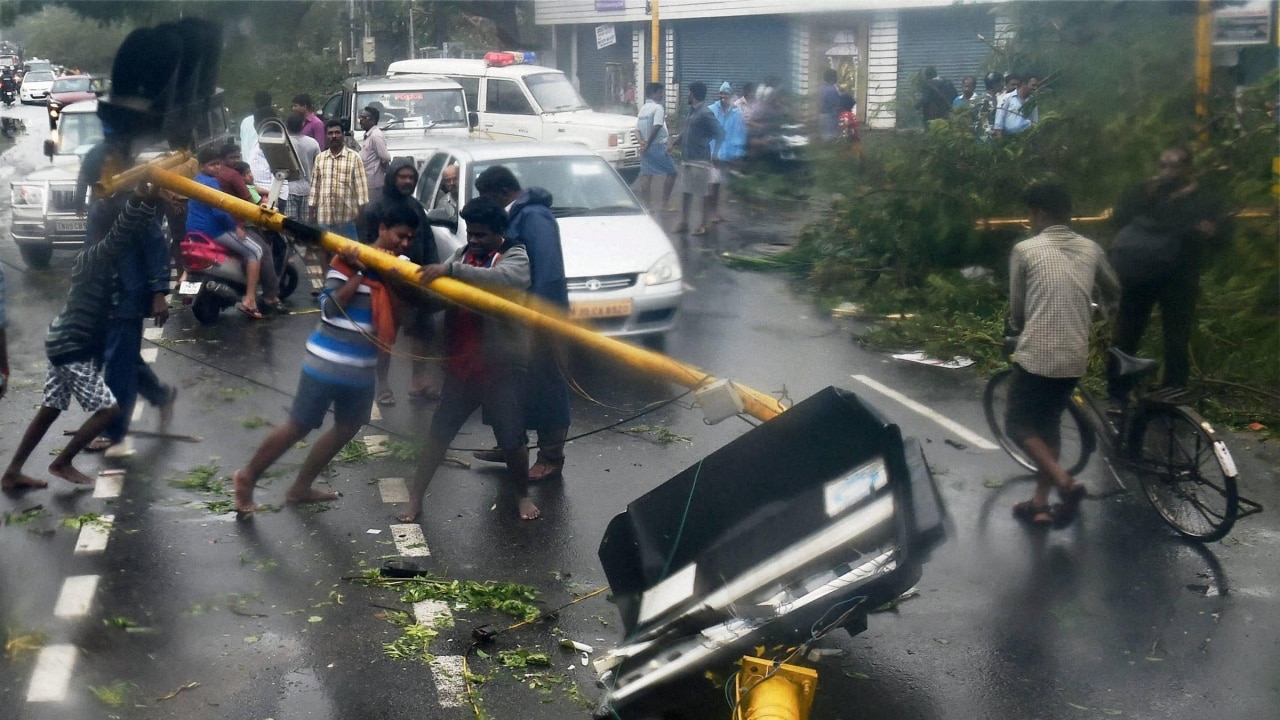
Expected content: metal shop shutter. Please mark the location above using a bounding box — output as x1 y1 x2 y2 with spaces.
675 16 791 99
576 23 632 108
896 6 995 125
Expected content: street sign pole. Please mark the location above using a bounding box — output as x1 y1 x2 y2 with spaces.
650 0 659 82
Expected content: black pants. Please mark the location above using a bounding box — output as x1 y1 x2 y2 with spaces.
1108 271 1198 399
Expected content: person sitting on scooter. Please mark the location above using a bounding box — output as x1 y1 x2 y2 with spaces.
186 147 280 319
234 160 286 312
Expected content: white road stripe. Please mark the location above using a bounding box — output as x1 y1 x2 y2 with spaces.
370 402 382 422
850 374 998 451
429 655 467 708
131 403 144 422
140 347 159 364
26 644 77 702
143 326 164 341
93 471 125 499
74 515 114 554
53 575 100 618
363 434 388 454
413 599 451 626
378 477 408 504
392 523 430 557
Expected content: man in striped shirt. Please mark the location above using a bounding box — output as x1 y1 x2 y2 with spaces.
232 205 417 515
307 117 368 243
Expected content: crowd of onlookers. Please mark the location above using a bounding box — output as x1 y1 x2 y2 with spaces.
920 66 1040 138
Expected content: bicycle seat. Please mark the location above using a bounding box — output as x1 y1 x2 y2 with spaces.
1109 347 1159 377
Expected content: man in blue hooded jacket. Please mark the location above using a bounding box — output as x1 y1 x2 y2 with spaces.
474 165 571 482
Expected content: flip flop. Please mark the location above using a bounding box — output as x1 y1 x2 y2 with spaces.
86 436 112 453
1012 500 1053 527
236 302 264 320
376 391 396 408
407 386 441 402
691 226 709 236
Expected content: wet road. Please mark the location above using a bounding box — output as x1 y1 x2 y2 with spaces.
2 101 1278 720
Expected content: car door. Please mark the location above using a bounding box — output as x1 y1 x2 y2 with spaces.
417 151 464 261
478 77 541 142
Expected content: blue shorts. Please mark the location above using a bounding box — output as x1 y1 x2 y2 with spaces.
321 221 359 243
290 370 375 431
639 144 677 176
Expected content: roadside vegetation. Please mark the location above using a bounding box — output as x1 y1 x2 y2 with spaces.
735 2 1279 431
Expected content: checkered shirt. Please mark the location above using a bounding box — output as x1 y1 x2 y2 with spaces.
308 147 368 226
1009 225 1120 378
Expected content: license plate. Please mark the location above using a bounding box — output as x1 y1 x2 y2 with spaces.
55 220 86 233
569 299 632 320
178 281 203 296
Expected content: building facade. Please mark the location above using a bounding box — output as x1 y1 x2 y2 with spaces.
534 0 1013 129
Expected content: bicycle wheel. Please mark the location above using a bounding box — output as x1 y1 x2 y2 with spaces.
983 368 1092 476
1129 404 1239 542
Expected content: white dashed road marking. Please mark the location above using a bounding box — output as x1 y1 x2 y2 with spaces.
363 434 388 454
413 600 451 626
429 655 467 708
850 374 999 451
370 402 382 422
53 575 100 618
131 403 144 422
26 645 77 702
143 326 164 342
140 347 159 364
391 523 431 557
93 471 125 499
378 477 408 504
74 515 114 554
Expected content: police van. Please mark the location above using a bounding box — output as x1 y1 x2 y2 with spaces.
386 52 641 182
320 73 475 161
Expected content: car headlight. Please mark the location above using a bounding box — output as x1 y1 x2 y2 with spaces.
12 184 46 208
643 252 682 286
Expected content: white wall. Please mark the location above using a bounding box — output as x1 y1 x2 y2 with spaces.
535 0 1007 25
865 11 898 128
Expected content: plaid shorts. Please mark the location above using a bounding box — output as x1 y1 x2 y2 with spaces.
42 359 118 413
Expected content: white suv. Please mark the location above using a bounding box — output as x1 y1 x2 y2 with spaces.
387 55 641 182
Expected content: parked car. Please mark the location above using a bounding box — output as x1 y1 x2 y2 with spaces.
46 75 109 129
318 73 474 162
20 69 55 104
387 54 642 183
415 142 682 341
9 95 233 268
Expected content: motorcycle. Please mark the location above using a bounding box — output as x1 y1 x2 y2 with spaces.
1 83 16 108
177 227 308 324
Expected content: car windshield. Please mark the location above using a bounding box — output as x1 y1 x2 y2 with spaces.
52 77 91 93
26 71 54 83
58 112 104 155
469 156 642 217
354 89 468 130
525 73 589 112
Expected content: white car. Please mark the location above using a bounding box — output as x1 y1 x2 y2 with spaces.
20 70 55 104
416 142 682 341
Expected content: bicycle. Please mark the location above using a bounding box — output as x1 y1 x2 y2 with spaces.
984 348 1261 542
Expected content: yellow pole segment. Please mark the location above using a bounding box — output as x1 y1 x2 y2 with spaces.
143 164 786 422
94 151 195 197
650 0 660 83
1195 0 1212 142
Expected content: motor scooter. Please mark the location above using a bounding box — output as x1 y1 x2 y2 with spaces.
177 226 308 324
1 83 16 108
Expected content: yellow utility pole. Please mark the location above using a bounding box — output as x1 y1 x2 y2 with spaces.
1195 0 1212 142
650 0 660 82
110 159 787 423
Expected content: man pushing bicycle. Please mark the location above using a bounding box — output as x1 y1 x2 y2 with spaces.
1006 182 1121 528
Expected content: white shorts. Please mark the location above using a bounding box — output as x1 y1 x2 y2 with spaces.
680 162 714 197
42 359 117 413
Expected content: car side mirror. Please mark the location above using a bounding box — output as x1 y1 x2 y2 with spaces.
42 138 56 159
426 206 457 232
468 111 479 129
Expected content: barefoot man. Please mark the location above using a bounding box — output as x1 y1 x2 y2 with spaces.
396 198 538 523
233 205 416 513
2 182 162 492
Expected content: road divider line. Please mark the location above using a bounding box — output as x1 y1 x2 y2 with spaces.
429 654 466 708
53 575 100 618
850 374 998 451
131 403 144 422
363 434 389 455
143 326 164 342
74 515 114 554
392 523 431 557
378 478 408 504
26 644 76 702
413 599 451 626
140 348 159 364
370 402 382 422
93 471 125 499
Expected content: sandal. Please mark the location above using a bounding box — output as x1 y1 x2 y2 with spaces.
376 391 396 408
1053 483 1088 528
406 386 441 403
236 302 264 320
691 226 708 236
262 299 288 314
1012 500 1054 527
86 436 113 453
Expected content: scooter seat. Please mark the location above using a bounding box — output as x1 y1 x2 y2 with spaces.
1108 347 1159 377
